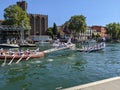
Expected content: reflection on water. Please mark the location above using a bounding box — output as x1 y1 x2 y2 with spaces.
72 60 87 71
0 43 120 90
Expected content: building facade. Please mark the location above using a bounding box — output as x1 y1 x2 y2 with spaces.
28 14 48 36
17 1 27 11
17 0 48 36
58 25 93 42
91 25 106 38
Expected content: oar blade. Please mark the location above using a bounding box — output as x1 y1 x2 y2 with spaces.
8 55 16 65
16 55 24 64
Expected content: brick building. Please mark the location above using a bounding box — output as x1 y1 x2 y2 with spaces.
17 0 48 36
28 14 48 36
17 0 27 11
91 26 106 38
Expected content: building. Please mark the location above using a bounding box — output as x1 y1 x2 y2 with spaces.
17 1 48 36
16 0 27 11
91 25 106 38
28 14 48 36
58 25 71 42
0 25 23 43
0 1 48 43
58 25 93 42
0 20 4 25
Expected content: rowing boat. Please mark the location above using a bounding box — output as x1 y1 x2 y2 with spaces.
76 42 106 52
0 43 19 48
44 43 75 54
0 52 44 60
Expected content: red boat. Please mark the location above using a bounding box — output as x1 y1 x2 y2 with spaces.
0 49 45 65
0 52 45 60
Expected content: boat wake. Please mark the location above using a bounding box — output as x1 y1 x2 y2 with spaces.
47 59 54 62
30 60 42 64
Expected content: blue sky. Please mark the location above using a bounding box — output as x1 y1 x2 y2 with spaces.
0 0 120 27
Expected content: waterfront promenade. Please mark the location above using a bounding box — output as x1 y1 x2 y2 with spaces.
63 77 120 90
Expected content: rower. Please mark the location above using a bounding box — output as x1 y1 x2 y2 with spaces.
20 50 24 55
62 42 67 47
8 49 14 55
34 48 39 54
17 50 23 56
0 48 4 55
26 49 30 55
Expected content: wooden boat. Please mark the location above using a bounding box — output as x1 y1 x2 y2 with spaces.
0 51 44 66
0 51 44 60
19 43 36 47
44 43 75 54
76 42 106 52
0 43 19 48
0 38 75 65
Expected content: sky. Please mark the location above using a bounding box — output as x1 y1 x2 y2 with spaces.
0 0 120 27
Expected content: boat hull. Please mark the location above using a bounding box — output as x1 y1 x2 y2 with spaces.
43 44 75 54
0 52 44 60
0 44 19 48
19 44 36 47
77 42 105 52
77 47 104 52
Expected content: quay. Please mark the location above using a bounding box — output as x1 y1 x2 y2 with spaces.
62 77 120 90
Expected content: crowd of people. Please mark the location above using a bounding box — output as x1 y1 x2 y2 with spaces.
52 38 72 48
0 48 40 56
81 42 105 52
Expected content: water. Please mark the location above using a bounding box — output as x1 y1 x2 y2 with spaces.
0 43 120 90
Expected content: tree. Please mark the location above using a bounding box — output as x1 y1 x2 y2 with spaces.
46 23 59 39
2 4 30 30
46 28 53 38
106 22 120 40
52 22 58 35
64 21 71 33
67 15 87 40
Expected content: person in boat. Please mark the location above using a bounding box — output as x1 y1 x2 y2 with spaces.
62 42 67 47
17 50 24 56
58 42 63 48
101 37 106 42
35 48 39 52
67 37 72 45
8 49 14 55
17 50 20 55
21 50 24 55
26 49 30 55
34 48 39 54
0 48 5 55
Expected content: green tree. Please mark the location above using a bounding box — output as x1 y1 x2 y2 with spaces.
52 22 58 35
106 22 120 40
46 28 53 38
64 21 70 33
2 4 30 30
67 15 87 40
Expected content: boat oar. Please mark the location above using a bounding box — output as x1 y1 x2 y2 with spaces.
26 55 31 60
8 55 16 65
16 55 24 64
1 55 7 67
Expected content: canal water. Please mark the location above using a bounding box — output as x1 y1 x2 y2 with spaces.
0 43 120 90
